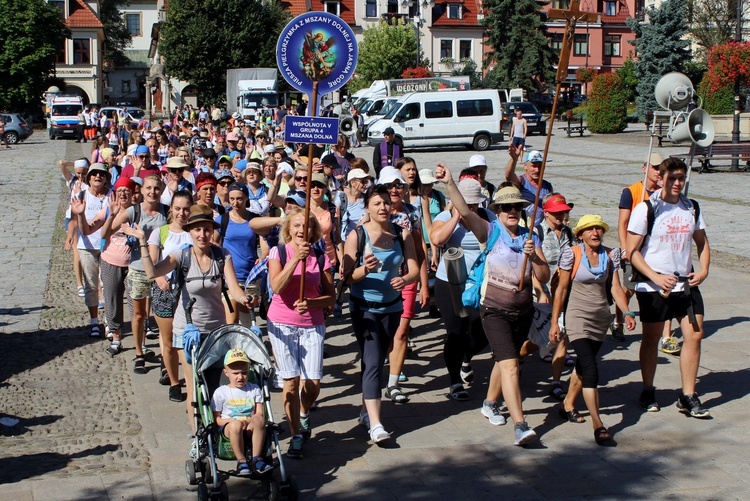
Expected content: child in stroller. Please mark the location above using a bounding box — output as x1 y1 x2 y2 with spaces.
211 348 273 476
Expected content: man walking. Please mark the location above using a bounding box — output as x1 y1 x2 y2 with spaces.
626 157 711 418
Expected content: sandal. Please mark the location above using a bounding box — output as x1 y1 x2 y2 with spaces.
385 385 409 404
106 341 122 357
450 384 470 401
558 406 586 423
549 383 566 401
594 426 616 446
89 323 101 338
133 356 146 375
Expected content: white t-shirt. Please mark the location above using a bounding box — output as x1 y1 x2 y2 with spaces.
76 189 109 250
210 382 263 420
628 192 706 293
147 227 193 279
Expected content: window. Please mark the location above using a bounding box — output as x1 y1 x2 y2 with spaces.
73 39 90 64
425 101 452 119
125 13 141 36
122 80 131 94
396 103 420 121
605 1 617 15
387 0 398 14
459 40 472 60
365 0 377 17
550 33 563 54
604 35 621 56
325 1 340 16
49 0 65 15
552 0 570 8
457 99 494 117
440 39 453 60
56 40 66 64
573 34 588 56
447 3 462 19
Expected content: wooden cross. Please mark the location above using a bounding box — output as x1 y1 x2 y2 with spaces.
547 1 600 84
517 0 599 291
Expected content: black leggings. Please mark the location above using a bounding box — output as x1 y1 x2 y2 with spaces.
350 305 402 400
435 279 488 386
570 338 604 389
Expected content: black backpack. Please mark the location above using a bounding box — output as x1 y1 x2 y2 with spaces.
172 245 233 313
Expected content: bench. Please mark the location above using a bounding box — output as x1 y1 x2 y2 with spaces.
671 141 750 173
559 125 587 137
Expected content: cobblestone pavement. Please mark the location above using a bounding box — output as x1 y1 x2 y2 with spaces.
2 129 750 500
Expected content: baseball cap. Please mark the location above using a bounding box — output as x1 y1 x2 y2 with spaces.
135 145 149 156
376 166 405 185
277 162 294 177
347 169 371 182
234 160 248 172
218 155 232 165
383 127 395 136
543 194 573 213
525 150 544 163
227 182 249 196
469 154 487 168
126 144 138 157
285 190 306 207
418 168 437 184
215 169 234 182
202 148 217 158
226 132 239 142
311 173 329 186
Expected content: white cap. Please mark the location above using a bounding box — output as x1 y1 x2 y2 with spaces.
469 154 487 168
264 144 276 154
376 166 405 185
127 144 138 156
347 169 371 182
276 162 294 177
73 159 89 169
525 150 544 163
418 168 438 184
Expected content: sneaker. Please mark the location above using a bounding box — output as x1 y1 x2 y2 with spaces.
98 300 105 310
287 435 304 459
677 392 711 419
610 322 626 342
236 460 251 476
369 424 391 443
146 327 159 340
513 421 537 446
640 388 660 412
169 385 185 402
460 363 474 385
481 400 507 426
358 412 370 430
300 415 311 441
659 336 681 355
398 372 408 383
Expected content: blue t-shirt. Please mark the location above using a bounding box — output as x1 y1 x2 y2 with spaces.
519 174 552 226
434 209 497 282
215 215 257 282
341 197 365 241
349 226 404 314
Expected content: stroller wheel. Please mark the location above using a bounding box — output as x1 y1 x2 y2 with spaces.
197 482 210 501
219 481 229 501
200 459 213 485
185 460 198 485
280 474 298 500
267 479 280 501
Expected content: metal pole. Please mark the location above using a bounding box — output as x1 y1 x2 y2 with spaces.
731 0 743 171
299 81 319 303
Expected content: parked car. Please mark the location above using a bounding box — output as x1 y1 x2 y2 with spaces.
1 113 33 144
501 101 547 136
530 93 554 113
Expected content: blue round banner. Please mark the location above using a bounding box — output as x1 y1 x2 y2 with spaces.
276 12 358 95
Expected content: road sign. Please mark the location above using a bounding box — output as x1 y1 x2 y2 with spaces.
284 116 339 145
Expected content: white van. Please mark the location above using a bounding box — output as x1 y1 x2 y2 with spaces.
49 95 83 139
367 89 504 150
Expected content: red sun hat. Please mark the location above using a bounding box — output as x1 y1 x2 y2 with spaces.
543 194 573 212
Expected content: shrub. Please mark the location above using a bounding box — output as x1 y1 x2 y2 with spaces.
586 73 629 133
698 76 734 115
402 67 433 79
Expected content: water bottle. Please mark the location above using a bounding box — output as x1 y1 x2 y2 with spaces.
659 271 680 298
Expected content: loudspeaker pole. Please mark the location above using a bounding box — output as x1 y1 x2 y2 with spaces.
731 0 743 172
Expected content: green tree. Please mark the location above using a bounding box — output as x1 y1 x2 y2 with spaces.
451 58 484 89
481 0 557 93
616 58 638 102
0 0 70 111
627 0 692 119
698 76 733 114
586 73 628 133
160 0 289 105
687 0 748 62
350 19 421 90
100 0 133 66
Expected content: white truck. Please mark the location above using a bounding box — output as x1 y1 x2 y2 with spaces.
226 68 279 121
48 95 84 140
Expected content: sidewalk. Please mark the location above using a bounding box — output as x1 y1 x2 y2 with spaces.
2 132 750 500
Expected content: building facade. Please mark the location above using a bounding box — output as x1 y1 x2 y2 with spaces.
49 0 105 105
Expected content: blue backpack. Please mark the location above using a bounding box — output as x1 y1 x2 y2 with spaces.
462 221 502 310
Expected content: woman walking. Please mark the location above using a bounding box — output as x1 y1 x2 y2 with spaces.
549 215 635 445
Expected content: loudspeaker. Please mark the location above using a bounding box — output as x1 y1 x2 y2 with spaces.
339 117 357 137
668 109 715 147
655 72 694 110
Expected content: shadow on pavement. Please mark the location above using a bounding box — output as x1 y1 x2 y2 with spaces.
0 444 119 484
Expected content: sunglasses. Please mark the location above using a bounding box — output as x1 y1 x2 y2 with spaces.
218 180 232 186
500 203 525 213
169 168 184 173
383 182 404 190
311 183 326 189
295 176 307 182
90 171 107 177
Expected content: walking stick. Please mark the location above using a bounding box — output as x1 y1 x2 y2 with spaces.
299 81 319 303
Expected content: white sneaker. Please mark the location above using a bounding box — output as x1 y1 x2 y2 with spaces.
481 401 507 426
514 421 537 446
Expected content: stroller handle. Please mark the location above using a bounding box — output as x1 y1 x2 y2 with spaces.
185 297 197 324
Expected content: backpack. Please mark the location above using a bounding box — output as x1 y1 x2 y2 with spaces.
276 243 328 294
172 245 233 313
630 197 700 283
338 224 405 302
461 220 502 310
132 202 170 229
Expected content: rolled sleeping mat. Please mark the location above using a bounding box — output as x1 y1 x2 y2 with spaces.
443 247 469 318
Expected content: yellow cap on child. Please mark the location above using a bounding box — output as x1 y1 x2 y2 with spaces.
224 348 250 366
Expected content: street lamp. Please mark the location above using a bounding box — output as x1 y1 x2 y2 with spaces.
404 0 429 67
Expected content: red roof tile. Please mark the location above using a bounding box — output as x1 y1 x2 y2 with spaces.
432 0 481 27
66 0 104 29
282 0 357 24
